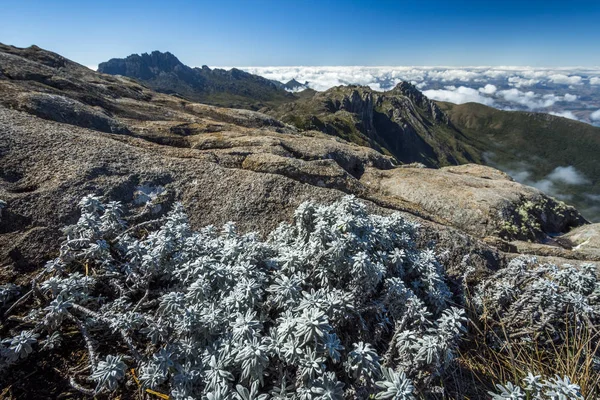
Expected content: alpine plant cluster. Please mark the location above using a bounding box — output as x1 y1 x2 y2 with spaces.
0 195 596 398
472 256 600 399
491 374 584 400
473 257 600 344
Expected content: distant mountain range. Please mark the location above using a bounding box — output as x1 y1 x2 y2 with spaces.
92 50 600 221
272 78 310 92
98 51 297 109
241 65 600 126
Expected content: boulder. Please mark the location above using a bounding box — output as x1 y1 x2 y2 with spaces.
561 223 600 259
360 164 585 241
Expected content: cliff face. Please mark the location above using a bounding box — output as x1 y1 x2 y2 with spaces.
392 81 449 124
98 51 186 79
97 51 296 109
0 43 597 281
269 84 481 167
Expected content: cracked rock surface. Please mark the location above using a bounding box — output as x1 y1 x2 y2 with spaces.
0 43 596 283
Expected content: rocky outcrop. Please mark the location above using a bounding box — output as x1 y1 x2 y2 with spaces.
12 92 129 134
561 224 600 259
337 89 376 134
270 84 482 167
98 51 296 109
391 81 449 124
0 43 597 285
360 164 585 241
0 104 496 281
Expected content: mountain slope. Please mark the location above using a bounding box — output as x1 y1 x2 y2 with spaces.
2 43 600 399
1 43 592 266
266 79 600 221
98 51 296 109
269 82 482 167
439 101 600 221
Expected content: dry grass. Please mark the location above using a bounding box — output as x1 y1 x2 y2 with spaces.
453 299 600 399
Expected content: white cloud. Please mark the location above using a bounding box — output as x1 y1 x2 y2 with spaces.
507 169 532 183
367 82 388 92
478 84 497 94
547 166 590 185
549 74 583 85
508 76 539 87
590 109 600 121
531 179 555 194
497 88 558 109
586 193 600 201
508 165 590 200
423 86 495 106
237 66 600 125
549 111 580 121
427 69 481 82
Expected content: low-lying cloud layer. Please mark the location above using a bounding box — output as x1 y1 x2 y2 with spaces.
504 165 591 202
234 66 600 125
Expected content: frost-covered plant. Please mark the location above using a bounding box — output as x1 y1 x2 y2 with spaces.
473 256 600 343
0 195 466 397
1 330 38 363
490 381 525 400
472 256 599 398
544 376 583 399
310 371 345 400
375 367 416 399
0 283 19 306
490 374 583 400
235 381 269 400
346 342 381 382
91 355 127 393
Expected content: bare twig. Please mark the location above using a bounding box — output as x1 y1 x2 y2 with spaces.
112 217 166 242
69 376 95 396
31 279 48 304
3 289 33 318
66 311 98 369
132 286 150 313
70 303 142 362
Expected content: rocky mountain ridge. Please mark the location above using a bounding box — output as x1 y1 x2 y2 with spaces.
98 50 296 109
96 50 600 224
269 83 480 167
1 43 598 280
2 41 600 400
269 84 600 221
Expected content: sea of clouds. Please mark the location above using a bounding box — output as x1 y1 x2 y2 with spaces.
236 66 600 126
234 66 600 219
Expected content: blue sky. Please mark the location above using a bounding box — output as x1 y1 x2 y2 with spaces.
2 0 600 67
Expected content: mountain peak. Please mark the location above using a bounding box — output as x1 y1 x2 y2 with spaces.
145 50 182 67
98 50 184 79
390 81 449 124
392 81 425 100
97 50 295 109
